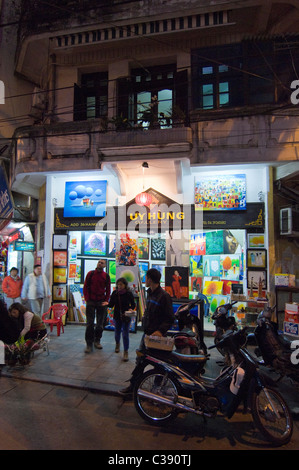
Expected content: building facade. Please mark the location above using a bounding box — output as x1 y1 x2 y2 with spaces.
1 0 299 325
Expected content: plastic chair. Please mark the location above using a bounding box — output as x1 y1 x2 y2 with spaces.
42 304 68 336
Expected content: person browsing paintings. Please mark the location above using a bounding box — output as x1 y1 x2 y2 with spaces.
21 264 51 316
83 259 111 353
108 277 136 362
118 268 174 397
2 267 23 308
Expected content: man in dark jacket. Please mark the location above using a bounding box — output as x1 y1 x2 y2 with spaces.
118 268 174 396
83 259 111 353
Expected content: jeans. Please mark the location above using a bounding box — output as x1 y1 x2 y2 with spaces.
30 298 44 316
85 301 107 346
114 318 130 351
5 297 22 309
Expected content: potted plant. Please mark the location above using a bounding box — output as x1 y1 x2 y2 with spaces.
109 113 133 131
164 105 186 127
138 95 162 129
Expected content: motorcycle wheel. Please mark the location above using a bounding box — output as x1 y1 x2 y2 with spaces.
251 386 293 446
134 369 180 426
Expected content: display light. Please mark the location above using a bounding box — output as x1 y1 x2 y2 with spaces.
135 162 152 206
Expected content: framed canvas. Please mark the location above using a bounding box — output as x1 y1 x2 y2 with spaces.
53 267 67 284
248 233 265 248
247 270 267 289
138 237 149 260
68 263 77 279
106 233 116 258
139 261 149 283
52 284 67 302
53 250 68 267
152 263 165 283
165 266 189 299
195 174 246 211
247 249 267 269
151 238 166 261
84 232 107 256
108 259 116 283
53 234 68 250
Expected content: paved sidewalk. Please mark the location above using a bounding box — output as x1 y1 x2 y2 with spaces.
1 323 299 418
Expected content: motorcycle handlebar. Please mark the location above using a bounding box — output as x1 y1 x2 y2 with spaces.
175 298 200 315
208 327 248 350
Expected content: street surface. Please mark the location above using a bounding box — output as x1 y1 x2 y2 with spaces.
0 376 298 454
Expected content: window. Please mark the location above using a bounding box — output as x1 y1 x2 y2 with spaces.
192 45 243 110
117 64 187 128
74 72 108 121
192 39 299 111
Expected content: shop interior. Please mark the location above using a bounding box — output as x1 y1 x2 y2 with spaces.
53 227 267 333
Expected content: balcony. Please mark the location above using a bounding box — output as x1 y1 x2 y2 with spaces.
12 119 193 179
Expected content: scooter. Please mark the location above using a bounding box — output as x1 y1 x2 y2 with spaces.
211 301 240 359
173 298 208 355
253 305 299 384
133 328 293 447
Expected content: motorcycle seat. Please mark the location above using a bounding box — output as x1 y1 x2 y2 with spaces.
171 351 207 363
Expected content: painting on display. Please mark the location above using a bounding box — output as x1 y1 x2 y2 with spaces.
116 232 139 266
106 233 116 258
52 285 67 302
190 233 206 255
203 255 221 277
152 264 165 283
139 261 149 283
247 249 267 269
53 267 67 284
209 295 230 314
108 260 116 283
151 238 166 261
84 232 107 256
116 265 139 293
166 230 190 267
165 267 189 300
220 255 240 280
195 174 246 211
248 233 265 248
68 263 77 279
64 180 107 218
247 270 267 289
53 251 67 267
190 276 202 293
53 234 68 250
189 255 203 277
202 280 223 296
138 238 149 260
205 231 224 254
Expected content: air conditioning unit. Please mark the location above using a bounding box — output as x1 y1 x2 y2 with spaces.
280 207 299 236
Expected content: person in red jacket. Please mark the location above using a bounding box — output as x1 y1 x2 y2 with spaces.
2 267 23 308
83 259 111 353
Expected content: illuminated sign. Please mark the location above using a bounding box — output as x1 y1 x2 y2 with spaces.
14 241 35 252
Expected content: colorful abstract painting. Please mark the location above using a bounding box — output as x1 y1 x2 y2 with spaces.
195 174 246 211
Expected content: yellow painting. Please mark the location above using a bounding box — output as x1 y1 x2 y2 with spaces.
203 280 223 296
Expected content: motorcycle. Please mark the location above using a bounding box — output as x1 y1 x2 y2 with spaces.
211 301 240 359
253 305 299 384
173 298 208 355
133 328 293 447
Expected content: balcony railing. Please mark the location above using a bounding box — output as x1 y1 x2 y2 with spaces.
12 119 193 177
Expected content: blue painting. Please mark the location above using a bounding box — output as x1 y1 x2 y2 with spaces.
64 180 107 218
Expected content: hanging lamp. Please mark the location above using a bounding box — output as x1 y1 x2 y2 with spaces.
135 162 153 206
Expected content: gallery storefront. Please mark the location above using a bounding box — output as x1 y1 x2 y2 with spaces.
44 163 269 331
